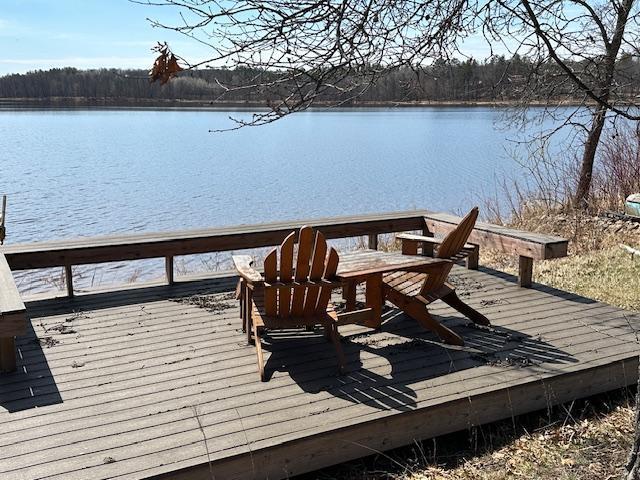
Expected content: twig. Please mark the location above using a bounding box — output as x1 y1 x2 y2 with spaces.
191 405 215 480
235 408 256 479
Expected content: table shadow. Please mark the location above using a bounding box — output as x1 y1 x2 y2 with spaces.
0 318 62 413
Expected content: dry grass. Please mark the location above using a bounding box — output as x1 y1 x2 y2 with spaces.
301 392 634 480
482 207 640 311
409 404 634 480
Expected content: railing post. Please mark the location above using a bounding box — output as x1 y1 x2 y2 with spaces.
518 256 533 287
64 264 74 297
368 234 378 250
165 256 174 285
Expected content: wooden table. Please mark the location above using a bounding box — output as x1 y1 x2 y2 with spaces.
335 250 450 329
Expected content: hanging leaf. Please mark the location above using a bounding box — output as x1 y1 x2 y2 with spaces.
149 42 184 85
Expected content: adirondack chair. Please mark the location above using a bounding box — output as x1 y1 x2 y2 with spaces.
382 207 490 346
233 226 346 381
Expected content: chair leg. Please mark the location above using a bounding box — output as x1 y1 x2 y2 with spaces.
410 306 464 346
386 288 464 346
327 324 346 374
235 279 245 332
253 325 266 382
441 290 490 326
246 310 254 345
246 288 254 345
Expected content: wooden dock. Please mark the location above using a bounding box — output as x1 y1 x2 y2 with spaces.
0 265 638 480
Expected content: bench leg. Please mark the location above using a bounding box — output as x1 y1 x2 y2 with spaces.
466 245 479 270
0 337 16 373
519 256 534 288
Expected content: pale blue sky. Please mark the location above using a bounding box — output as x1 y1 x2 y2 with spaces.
0 0 497 76
0 0 216 75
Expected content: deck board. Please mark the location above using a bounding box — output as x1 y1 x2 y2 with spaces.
0 266 638 479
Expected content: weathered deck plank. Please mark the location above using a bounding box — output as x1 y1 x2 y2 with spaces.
0 266 638 479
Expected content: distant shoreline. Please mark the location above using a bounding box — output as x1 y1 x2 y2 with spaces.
0 97 582 109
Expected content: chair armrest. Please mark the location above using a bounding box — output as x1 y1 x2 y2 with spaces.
232 255 263 284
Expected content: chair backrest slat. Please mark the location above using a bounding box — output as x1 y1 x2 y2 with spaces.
263 248 278 317
291 226 314 317
316 247 339 313
303 231 328 316
278 232 295 318
436 207 478 259
421 207 478 297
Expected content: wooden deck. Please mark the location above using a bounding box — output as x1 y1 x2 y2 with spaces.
0 266 638 480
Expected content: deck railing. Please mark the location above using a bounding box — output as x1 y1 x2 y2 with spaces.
1 209 569 296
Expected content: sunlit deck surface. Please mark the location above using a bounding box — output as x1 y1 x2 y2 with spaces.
0 266 638 480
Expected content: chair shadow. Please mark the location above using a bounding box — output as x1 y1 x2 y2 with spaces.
260 307 576 413
0 317 63 413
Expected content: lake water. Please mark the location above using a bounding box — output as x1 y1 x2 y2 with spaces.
0 107 554 292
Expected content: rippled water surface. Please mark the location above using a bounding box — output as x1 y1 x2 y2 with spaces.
1 107 535 241
0 107 552 292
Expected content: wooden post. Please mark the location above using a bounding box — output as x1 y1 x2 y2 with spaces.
365 274 383 329
165 256 174 285
421 226 434 256
0 194 6 245
342 281 357 311
368 234 378 250
0 337 16 372
401 240 418 255
518 256 533 288
64 264 74 297
466 245 479 270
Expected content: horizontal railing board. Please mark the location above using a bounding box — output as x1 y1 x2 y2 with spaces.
424 212 568 260
2 210 431 270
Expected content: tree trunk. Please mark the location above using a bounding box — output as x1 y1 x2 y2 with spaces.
626 358 640 480
573 104 608 209
571 0 634 210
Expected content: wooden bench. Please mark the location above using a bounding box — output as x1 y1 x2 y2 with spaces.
422 212 569 287
2 211 432 297
0 252 27 372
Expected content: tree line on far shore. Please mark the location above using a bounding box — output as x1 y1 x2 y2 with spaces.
2 54 640 104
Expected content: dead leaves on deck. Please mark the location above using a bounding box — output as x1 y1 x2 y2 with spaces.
149 42 183 85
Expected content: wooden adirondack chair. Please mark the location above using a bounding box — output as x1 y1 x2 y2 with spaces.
233 226 346 381
382 207 490 346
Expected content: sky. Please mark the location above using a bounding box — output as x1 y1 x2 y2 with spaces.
0 0 497 76
0 0 215 75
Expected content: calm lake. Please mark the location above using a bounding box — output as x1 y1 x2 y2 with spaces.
0 107 556 292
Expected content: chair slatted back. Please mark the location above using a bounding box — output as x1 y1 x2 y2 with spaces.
263 226 339 319
420 207 478 296
436 207 478 259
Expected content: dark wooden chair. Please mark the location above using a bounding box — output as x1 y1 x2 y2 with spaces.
382 207 490 346
233 226 346 381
